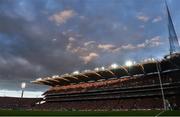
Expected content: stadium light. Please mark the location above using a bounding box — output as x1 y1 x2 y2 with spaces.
94 67 99 71
47 77 51 79
61 73 69 77
83 70 90 73
125 60 133 67
52 75 59 78
21 82 26 98
21 82 26 89
110 63 118 69
36 78 42 81
101 66 105 70
73 70 79 75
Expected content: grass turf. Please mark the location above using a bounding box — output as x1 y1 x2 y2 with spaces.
0 110 180 116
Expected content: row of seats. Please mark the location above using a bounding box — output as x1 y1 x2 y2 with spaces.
45 74 177 95
0 97 41 109
34 96 179 111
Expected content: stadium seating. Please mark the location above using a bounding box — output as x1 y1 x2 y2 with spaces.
0 68 179 111
33 96 180 111
0 97 41 110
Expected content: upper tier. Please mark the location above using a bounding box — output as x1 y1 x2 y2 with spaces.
32 53 180 87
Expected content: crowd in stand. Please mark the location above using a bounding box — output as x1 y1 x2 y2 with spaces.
44 77 131 94
33 96 179 111
0 94 179 111
32 72 180 111
44 73 177 95
0 71 179 111
0 97 41 110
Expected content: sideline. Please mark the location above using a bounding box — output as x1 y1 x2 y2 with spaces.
155 110 166 117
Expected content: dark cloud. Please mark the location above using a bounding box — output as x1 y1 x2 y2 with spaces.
0 0 179 91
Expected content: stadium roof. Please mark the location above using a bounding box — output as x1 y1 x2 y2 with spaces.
32 53 180 86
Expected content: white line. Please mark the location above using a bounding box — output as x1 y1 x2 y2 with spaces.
155 110 166 117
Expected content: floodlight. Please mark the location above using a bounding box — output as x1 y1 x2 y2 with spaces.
83 70 91 73
36 78 42 81
110 63 118 69
125 60 133 67
21 82 26 98
94 67 99 71
47 77 51 79
52 75 59 78
63 73 69 76
21 82 26 89
73 70 79 75
101 66 105 70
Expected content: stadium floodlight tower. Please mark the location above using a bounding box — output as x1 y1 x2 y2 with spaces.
21 82 26 98
165 0 180 56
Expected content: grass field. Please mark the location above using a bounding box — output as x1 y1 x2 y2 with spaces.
0 110 180 116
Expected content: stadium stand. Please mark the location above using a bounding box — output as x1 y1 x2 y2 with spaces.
1 54 179 111
1 1 179 111
0 97 41 110
31 53 180 111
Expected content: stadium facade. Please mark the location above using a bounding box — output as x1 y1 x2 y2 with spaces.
32 1 180 110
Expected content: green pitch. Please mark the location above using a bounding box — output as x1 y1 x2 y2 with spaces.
0 110 180 116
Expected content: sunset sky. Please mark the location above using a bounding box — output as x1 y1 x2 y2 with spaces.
0 0 179 97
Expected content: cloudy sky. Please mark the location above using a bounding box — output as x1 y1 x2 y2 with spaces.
0 0 180 97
